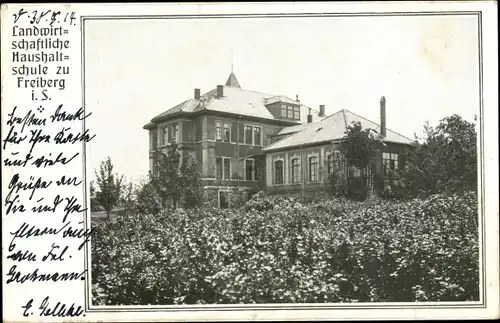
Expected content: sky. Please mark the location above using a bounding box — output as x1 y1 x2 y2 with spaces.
84 14 480 183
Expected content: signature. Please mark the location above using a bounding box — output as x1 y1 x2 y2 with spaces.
22 296 84 317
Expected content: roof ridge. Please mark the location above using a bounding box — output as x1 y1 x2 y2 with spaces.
224 86 274 97
343 109 414 142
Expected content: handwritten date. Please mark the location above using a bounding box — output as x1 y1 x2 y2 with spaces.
12 8 76 27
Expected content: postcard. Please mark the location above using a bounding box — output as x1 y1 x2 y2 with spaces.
1 1 498 322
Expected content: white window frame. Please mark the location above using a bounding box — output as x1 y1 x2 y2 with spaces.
216 156 232 180
172 123 179 143
244 125 253 145
218 189 231 209
274 157 285 185
287 106 294 119
280 104 287 117
245 158 255 181
293 106 300 120
326 150 341 175
243 124 262 146
290 157 301 184
223 123 231 143
383 152 399 175
215 122 222 142
160 126 168 146
308 153 320 183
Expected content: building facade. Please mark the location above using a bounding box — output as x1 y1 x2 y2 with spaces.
144 73 414 207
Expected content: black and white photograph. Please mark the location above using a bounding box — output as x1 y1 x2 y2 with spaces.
85 8 483 308
1 2 498 322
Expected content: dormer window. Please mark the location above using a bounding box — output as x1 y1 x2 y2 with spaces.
280 104 300 121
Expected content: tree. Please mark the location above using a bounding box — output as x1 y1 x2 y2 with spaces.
148 142 202 210
180 155 202 208
135 178 163 215
150 143 183 209
89 180 100 212
120 179 136 215
94 157 124 218
338 121 377 200
399 114 477 197
341 122 377 170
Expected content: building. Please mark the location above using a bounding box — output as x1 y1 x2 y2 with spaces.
143 72 414 208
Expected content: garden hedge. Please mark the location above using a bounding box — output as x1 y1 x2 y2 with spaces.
92 191 479 305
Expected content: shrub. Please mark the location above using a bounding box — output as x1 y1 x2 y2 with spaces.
92 191 479 304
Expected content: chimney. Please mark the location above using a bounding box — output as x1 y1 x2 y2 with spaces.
194 88 200 100
217 85 224 98
307 108 312 123
319 105 325 117
380 96 386 137
296 94 300 103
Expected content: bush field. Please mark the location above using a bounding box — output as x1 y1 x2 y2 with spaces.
91 191 479 305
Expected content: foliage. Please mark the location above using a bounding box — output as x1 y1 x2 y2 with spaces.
340 122 377 171
150 143 184 209
381 180 406 200
148 142 202 210
89 180 100 212
180 155 203 209
328 169 349 198
327 122 378 201
92 191 479 305
135 178 163 215
347 177 369 201
399 115 477 198
120 180 136 215
94 157 124 217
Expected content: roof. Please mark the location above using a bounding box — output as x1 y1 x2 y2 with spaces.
263 109 415 152
151 97 203 121
146 72 321 125
265 95 300 106
275 113 329 136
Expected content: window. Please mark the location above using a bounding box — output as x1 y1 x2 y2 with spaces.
309 156 319 182
216 122 222 141
224 158 231 180
327 151 341 174
383 152 399 176
216 157 231 180
216 157 222 180
160 126 168 146
223 123 230 142
171 124 179 143
244 125 262 146
275 160 284 185
245 159 261 181
293 106 300 120
327 154 333 174
281 104 287 117
253 127 261 146
216 122 231 142
245 159 254 181
280 104 300 120
151 131 157 150
333 152 341 172
219 191 229 209
255 160 261 181
351 166 361 177
291 158 300 183
245 125 253 145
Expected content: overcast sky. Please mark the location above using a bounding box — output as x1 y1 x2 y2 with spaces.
85 14 479 183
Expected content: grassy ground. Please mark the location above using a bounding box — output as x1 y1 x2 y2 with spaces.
91 207 125 219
